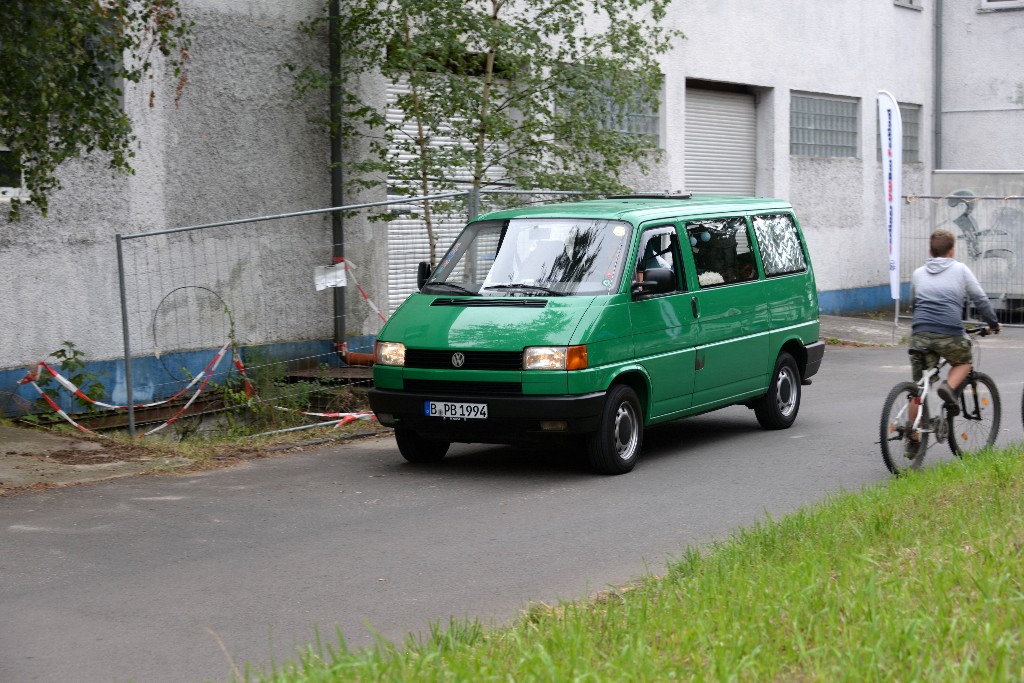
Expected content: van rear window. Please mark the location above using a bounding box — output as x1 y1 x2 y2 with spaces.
752 214 808 276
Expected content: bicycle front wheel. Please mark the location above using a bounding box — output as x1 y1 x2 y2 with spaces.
881 381 928 475
948 371 1000 456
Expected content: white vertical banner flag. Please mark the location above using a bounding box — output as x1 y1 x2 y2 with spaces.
878 91 903 300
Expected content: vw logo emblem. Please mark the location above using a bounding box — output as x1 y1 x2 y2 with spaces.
451 352 466 368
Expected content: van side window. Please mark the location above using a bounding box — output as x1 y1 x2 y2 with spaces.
686 217 758 287
751 214 808 276
634 229 683 293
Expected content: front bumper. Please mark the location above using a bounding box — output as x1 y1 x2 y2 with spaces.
368 388 607 443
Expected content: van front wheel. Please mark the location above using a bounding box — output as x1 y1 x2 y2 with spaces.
587 385 643 475
754 353 801 430
394 429 450 463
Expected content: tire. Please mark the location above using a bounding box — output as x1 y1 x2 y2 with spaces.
587 384 643 475
394 429 450 463
754 353 801 430
880 381 928 475
947 371 1000 456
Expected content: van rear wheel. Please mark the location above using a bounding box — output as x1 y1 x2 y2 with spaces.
394 429 450 463
754 352 801 430
587 385 643 475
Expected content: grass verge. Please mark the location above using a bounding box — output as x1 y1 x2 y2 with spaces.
244 444 1024 682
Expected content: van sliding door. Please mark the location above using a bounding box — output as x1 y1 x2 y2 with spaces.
684 216 770 408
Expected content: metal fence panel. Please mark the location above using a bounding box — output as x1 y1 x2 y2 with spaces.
117 214 338 434
901 194 1024 323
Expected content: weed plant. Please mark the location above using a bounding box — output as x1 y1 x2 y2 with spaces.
21 341 107 426
248 445 1024 682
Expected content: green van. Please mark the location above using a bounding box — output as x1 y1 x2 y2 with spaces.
368 194 824 474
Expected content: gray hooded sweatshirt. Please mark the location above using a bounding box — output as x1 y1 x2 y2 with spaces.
910 257 998 335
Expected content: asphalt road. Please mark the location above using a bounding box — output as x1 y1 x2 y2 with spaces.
3 333 1023 683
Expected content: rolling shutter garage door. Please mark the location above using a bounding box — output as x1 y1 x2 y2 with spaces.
685 89 756 195
383 79 505 313
384 79 467 313
384 203 465 315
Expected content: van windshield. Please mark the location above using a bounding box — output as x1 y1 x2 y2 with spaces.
424 218 634 297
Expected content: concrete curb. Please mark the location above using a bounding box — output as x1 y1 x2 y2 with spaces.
820 314 910 347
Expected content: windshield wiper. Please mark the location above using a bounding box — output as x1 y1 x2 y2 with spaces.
424 281 477 295
483 283 563 296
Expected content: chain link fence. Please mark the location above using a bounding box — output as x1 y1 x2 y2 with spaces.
900 194 1024 324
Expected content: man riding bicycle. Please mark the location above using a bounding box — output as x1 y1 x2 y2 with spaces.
907 229 1001 453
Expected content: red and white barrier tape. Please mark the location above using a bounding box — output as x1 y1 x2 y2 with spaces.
337 257 388 324
23 381 97 435
273 406 376 426
20 341 233 412
20 341 375 436
140 343 232 437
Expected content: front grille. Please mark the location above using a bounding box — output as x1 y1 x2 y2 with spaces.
405 349 523 371
403 379 522 395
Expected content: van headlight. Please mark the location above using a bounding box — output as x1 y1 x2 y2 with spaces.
375 341 406 366
523 345 588 370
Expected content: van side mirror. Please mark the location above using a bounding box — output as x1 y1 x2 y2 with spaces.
631 267 674 298
417 261 432 290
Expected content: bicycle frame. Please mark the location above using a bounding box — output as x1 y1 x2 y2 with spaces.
906 363 946 444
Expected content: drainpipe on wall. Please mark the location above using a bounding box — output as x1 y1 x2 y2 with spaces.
934 0 944 169
329 0 346 353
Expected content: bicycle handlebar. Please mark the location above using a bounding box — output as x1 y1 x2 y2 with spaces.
966 325 995 337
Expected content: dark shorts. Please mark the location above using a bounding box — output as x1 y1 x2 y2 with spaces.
909 332 972 381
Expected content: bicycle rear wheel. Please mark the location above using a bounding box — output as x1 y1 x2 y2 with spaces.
880 381 928 475
947 371 1000 456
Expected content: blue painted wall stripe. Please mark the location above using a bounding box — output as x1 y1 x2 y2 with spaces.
818 283 911 316
1 340 343 417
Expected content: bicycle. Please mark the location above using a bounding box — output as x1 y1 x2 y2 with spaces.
880 326 1001 475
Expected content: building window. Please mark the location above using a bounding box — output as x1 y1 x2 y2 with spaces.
598 89 660 144
557 68 661 146
790 93 859 158
894 0 923 9
980 0 1024 10
0 148 24 200
876 103 921 163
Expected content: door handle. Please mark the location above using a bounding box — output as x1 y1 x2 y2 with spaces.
691 296 699 318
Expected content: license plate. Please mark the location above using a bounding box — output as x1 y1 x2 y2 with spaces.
425 401 488 420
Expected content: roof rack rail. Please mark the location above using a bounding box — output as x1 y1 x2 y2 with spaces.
607 192 693 200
